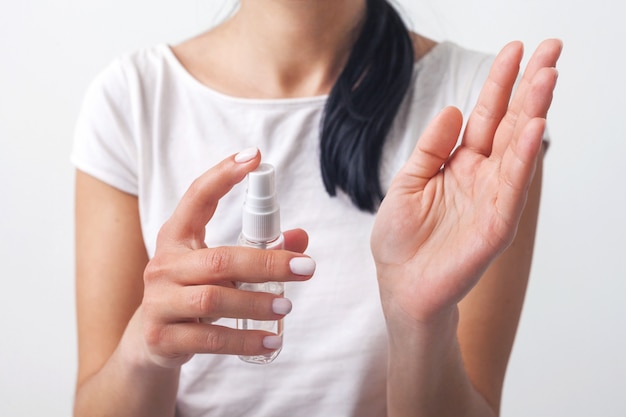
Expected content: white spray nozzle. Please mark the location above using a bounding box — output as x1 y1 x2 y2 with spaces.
242 163 281 242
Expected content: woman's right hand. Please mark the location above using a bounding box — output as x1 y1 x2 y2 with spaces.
138 148 315 369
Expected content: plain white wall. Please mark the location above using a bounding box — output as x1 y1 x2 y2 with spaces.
1 1 624 416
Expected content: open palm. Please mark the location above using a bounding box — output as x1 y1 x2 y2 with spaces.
371 40 562 322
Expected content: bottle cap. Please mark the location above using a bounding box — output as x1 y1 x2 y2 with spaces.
242 163 281 242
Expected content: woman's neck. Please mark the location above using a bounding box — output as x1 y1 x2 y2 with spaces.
174 0 367 98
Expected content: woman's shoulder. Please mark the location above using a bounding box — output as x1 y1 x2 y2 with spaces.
409 36 495 110
414 38 494 74
95 44 174 86
80 42 202 115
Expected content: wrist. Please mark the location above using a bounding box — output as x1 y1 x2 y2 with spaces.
75 306 181 417
384 302 459 349
378 275 460 334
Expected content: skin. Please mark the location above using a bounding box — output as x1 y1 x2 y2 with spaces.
73 0 562 415
372 40 559 415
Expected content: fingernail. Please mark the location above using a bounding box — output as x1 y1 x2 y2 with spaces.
289 257 316 276
263 335 283 350
234 147 259 163
272 298 292 315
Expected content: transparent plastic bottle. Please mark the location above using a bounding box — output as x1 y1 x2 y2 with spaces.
237 163 284 364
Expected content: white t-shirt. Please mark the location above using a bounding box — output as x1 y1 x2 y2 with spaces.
72 42 497 416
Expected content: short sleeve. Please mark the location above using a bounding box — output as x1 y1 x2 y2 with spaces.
71 60 139 195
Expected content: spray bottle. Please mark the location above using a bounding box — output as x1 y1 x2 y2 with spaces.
237 163 285 364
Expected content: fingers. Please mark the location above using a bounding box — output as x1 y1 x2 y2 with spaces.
462 39 562 160
146 321 283 359
283 228 309 254
492 39 562 158
462 41 524 156
507 39 563 121
144 246 315 287
158 285 293 322
142 246 315 361
392 106 463 192
159 147 261 248
496 117 546 223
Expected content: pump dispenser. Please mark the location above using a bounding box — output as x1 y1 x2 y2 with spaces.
237 163 285 364
241 163 281 244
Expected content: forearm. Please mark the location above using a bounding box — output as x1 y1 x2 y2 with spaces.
74 309 180 417
385 307 496 417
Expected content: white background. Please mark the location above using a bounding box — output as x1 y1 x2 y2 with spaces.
1 0 624 416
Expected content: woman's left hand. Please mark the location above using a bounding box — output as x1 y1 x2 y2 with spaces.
371 39 562 325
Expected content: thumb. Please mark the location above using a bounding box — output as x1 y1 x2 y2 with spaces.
392 106 463 192
159 147 261 248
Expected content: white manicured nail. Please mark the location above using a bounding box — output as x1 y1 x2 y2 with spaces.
289 257 316 276
263 335 283 350
272 298 292 315
234 147 259 163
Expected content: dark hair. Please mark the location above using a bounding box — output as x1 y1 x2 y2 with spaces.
320 0 415 212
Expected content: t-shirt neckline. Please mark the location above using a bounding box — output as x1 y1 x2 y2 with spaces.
159 41 450 106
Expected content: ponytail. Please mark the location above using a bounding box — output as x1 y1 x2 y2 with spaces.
319 0 415 212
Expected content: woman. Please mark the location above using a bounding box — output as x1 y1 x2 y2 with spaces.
72 0 561 415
